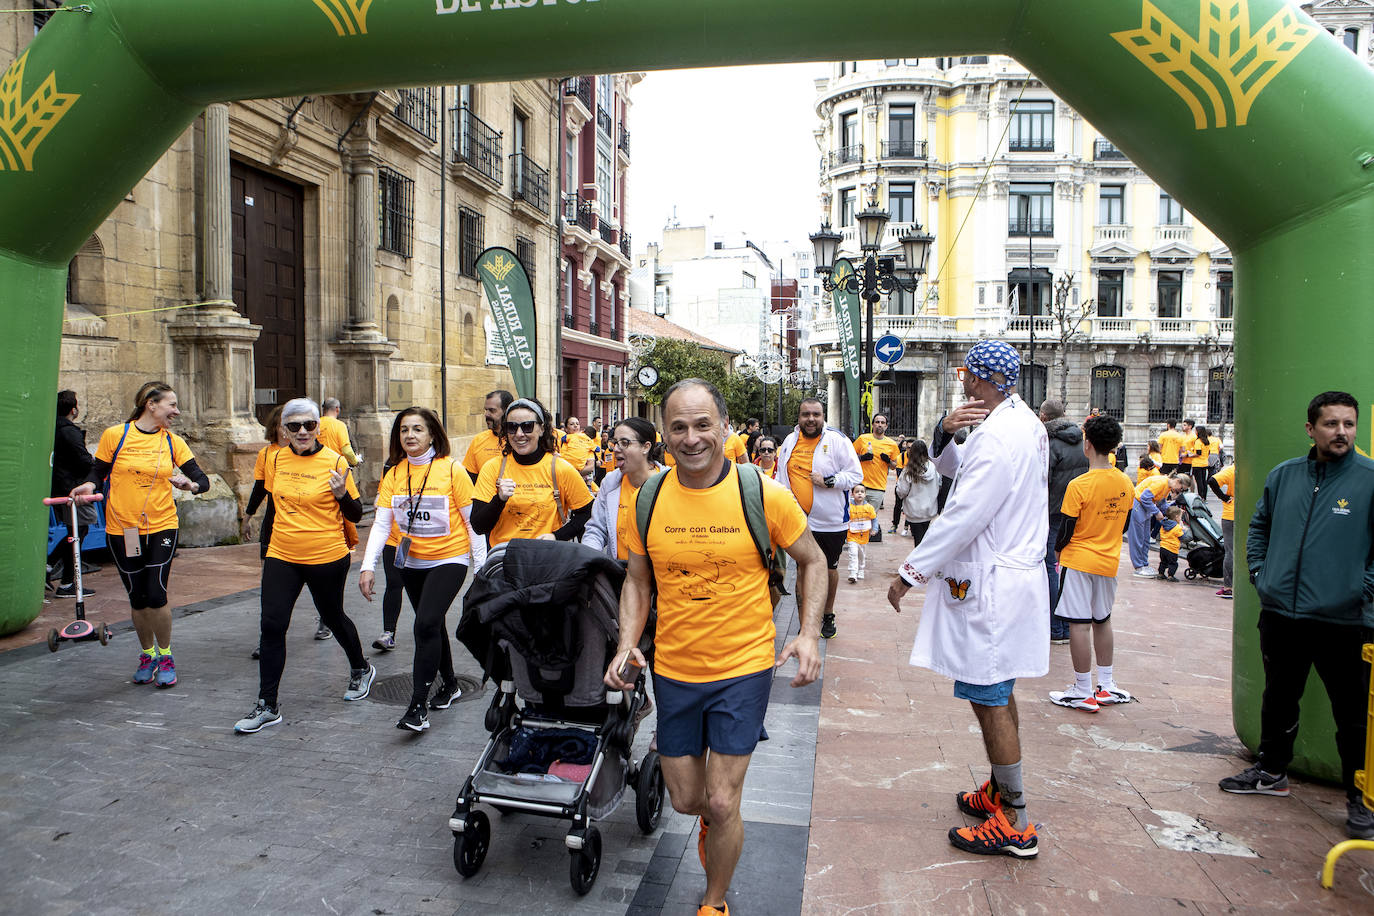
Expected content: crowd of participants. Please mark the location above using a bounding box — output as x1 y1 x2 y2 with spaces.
46 360 1374 911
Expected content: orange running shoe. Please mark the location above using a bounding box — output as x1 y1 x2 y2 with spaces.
696 904 729 916
697 817 709 867
955 779 1001 819
948 807 1038 858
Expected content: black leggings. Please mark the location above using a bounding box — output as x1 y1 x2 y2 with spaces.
1192 467 1210 501
891 495 904 529
381 544 407 633
401 562 468 705
109 528 178 610
258 555 365 706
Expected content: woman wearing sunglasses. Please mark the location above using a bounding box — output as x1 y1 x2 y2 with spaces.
358 407 485 733
72 381 210 688
752 435 780 478
583 417 666 560
471 397 593 548
234 397 373 734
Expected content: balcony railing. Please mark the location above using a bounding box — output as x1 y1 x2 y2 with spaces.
564 77 592 113
510 153 550 213
597 216 615 242
563 192 596 233
1005 315 1057 335
618 127 630 157
1008 217 1054 237
1156 224 1193 244
1094 138 1128 161
619 230 631 258
1215 319 1234 336
828 144 863 168
1094 224 1131 242
452 105 503 186
393 88 438 141
880 139 927 160
1094 317 1136 336
596 106 613 136
808 313 1226 350
588 321 599 336
1009 137 1054 152
562 309 576 330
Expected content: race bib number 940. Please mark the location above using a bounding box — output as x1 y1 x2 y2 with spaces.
392 495 451 538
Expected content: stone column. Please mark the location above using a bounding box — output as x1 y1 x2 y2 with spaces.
202 102 235 308
347 157 380 334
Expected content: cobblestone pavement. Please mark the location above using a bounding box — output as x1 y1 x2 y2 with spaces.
5 492 1374 914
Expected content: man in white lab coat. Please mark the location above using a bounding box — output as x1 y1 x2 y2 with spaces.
887 339 1049 859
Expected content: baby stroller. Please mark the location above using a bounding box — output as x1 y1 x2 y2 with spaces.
451 539 663 895
1179 491 1225 580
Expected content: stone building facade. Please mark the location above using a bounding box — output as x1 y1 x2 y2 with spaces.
12 6 568 514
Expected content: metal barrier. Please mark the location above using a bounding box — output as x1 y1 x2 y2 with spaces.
1321 642 1374 888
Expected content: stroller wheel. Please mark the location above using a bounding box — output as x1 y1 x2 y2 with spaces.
453 810 490 878
569 825 601 896
635 750 665 834
1184 568 1196 580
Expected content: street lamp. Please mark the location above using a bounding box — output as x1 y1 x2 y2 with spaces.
810 208 933 424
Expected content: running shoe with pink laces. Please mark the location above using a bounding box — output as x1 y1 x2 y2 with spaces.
133 652 157 684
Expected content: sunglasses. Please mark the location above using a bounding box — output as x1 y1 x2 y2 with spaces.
285 420 318 432
756 447 776 454
504 420 539 435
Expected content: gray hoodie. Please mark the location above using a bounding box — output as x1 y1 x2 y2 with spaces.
1046 417 1089 514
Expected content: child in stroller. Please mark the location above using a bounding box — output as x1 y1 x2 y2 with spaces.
1179 491 1226 580
451 538 663 896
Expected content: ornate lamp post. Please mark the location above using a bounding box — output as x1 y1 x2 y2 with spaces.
810 206 933 420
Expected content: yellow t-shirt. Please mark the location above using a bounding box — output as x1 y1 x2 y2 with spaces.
317 415 356 465
724 433 748 463
475 453 593 547
599 445 617 474
1160 521 1183 554
264 445 359 565
1135 475 1170 505
846 503 877 544
462 429 504 478
376 457 474 560
624 464 808 682
853 434 900 492
1135 464 1154 484
1149 450 1162 467
253 443 283 481
1159 430 1183 464
787 435 819 514
1212 463 1236 522
1059 468 1135 577
95 424 196 534
1188 437 1213 468
559 432 596 472
613 477 642 562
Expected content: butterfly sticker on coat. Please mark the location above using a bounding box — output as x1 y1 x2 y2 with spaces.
945 577 971 600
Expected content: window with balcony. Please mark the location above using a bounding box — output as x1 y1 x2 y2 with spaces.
1207 366 1234 425
838 111 860 164
1157 270 1182 318
454 104 503 185
1091 365 1126 420
515 236 536 284
1098 184 1125 225
563 258 576 329
394 88 439 141
589 269 600 336
458 207 483 278
1018 363 1047 409
377 168 414 258
800 267 809 279
1148 366 1185 423
1009 267 1051 316
888 182 915 223
596 145 613 220
564 130 577 193
888 285 917 316
1217 271 1233 319
1009 100 1054 152
1097 269 1123 317
1009 183 1053 236
840 188 856 227
1158 192 1185 226
605 283 616 339
887 104 917 158
1343 27 1360 54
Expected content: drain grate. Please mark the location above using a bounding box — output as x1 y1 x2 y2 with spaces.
367 672 483 707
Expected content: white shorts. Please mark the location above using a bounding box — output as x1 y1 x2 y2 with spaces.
1055 567 1117 623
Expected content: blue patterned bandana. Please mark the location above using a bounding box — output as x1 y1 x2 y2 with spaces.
964 340 1021 394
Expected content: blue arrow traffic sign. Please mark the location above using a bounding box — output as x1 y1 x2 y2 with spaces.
874 334 903 365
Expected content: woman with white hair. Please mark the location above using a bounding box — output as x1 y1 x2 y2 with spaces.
234 397 374 734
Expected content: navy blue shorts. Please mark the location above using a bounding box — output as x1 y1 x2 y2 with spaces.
653 668 772 758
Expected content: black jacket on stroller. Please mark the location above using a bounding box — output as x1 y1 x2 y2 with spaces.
457 539 627 709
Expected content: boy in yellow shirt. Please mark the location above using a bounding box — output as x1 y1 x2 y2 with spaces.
845 485 877 583
1157 505 1186 582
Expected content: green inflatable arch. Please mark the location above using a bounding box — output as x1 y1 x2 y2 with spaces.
4 0 1373 777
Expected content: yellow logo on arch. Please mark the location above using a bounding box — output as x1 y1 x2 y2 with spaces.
0 51 80 172
1112 0 1317 129
312 0 373 36
483 253 518 282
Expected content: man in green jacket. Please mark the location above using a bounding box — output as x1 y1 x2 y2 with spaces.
1219 390 1374 840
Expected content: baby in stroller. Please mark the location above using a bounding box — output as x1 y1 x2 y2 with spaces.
450 538 663 896
1178 491 1226 580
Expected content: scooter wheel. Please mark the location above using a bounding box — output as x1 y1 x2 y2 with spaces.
99 623 110 646
47 629 59 653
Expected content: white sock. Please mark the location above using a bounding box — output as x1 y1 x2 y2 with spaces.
1074 670 1092 695
1098 665 1114 690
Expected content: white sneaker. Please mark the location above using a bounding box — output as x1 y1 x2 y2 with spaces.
1132 567 1157 578
1095 685 1134 704
1049 684 1099 712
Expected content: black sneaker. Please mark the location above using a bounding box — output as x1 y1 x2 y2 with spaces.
1347 797 1374 839
251 644 261 660
397 702 429 732
1218 765 1289 796
429 680 462 710
314 617 332 640
53 584 95 599
820 613 837 639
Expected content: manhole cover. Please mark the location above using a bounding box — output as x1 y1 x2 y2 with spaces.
367 673 483 707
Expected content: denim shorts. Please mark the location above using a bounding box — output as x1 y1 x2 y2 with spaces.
953 678 1016 707
652 668 772 757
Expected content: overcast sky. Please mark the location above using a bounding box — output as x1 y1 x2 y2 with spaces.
625 63 828 261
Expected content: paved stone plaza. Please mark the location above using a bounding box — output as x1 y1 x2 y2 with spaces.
3 525 1373 914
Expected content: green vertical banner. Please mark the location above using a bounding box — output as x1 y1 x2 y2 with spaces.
476 247 537 398
831 258 863 436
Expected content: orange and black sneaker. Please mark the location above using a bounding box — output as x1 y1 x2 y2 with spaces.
948 807 1038 858
955 779 1001 819
697 817 710 867
696 904 729 916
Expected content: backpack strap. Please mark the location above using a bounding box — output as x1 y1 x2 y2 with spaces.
634 469 671 558
108 423 176 472
734 462 772 570
550 455 567 526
